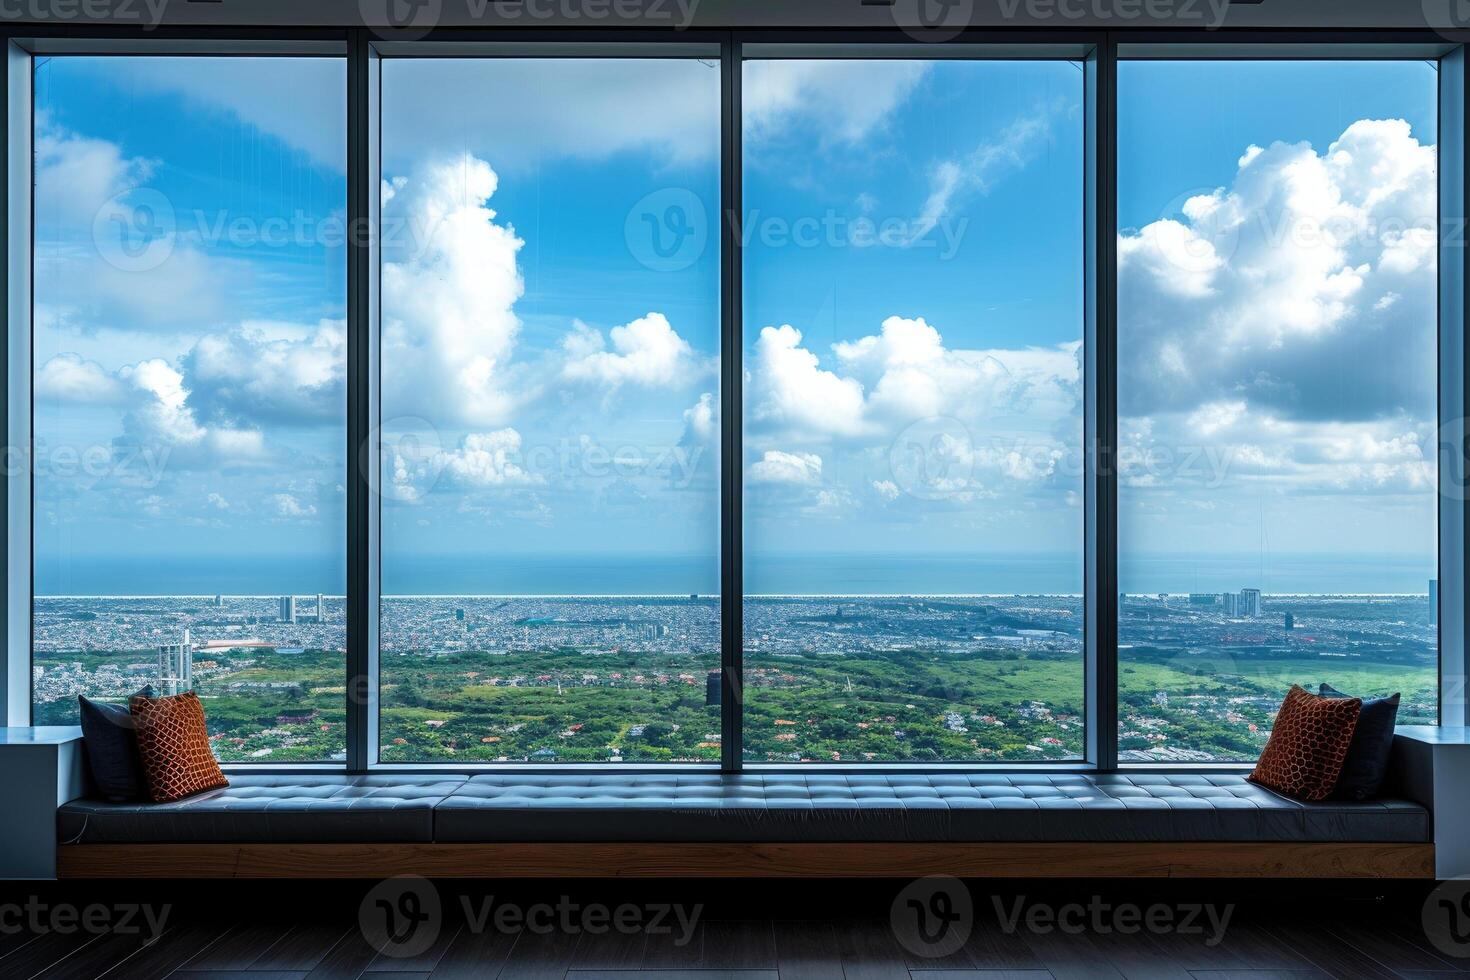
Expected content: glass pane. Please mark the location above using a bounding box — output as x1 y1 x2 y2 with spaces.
31 57 348 762
378 59 722 763
1117 61 1439 761
742 59 1086 763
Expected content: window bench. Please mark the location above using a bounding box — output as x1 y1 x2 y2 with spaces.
54 771 1435 879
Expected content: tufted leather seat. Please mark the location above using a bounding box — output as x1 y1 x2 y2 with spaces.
57 774 468 843
57 772 1427 844
431 772 1429 843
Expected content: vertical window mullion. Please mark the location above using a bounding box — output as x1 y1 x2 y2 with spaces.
346 29 375 772
1439 46 1467 729
3 41 31 728
721 36 743 773
1085 36 1119 770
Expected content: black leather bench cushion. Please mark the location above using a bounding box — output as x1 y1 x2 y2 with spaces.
432 773 1429 843
58 774 468 844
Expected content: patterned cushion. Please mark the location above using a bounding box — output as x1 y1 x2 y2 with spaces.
1249 684 1361 802
130 692 229 803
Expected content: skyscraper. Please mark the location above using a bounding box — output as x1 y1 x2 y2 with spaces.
316 593 325 621
280 595 297 624
1240 588 1262 618
158 630 193 696
1222 592 1240 617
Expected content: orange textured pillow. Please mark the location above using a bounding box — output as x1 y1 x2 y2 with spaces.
1248 684 1361 801
129 691 228 803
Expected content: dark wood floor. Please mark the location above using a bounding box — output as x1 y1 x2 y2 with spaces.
2 881 1467 980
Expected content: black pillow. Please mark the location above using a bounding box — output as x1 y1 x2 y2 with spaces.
1319 683 1400 801
78 686 155 802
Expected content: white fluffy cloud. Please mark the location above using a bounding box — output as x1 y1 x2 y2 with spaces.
1118 118 1436 423
1118 117 1439 499
439 430 542 489
381 154 525 427
748 325 868 438
681 392 717 445
749 450 823 486
183 320 344 425
562 313 702 390
270 493 317 519
750 315 1079 452
116 358 265 468
35 354 125 404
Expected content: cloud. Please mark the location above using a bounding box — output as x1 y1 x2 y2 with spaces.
1118 118 1436 423
382 59 719 174
744 61 929 147
116 358 266 468
35 354 125 404
100 58 346 172
872 479 900 501
750 316 1079 447
908 107 1062 241
748 325 868 438
381 154 525 427
34 112 154 226
562 312 702 390
439 430 542 489
182 320 344 425
681 392 717 445
270 493 317 519
749 450 823 486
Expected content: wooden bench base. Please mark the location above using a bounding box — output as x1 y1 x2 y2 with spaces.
56 841 1436 879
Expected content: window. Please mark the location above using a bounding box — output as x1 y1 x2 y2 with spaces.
741 58 1086 763
377 57 722 763
30 56 348 761
12 40 1455 772
1116 61 1440 761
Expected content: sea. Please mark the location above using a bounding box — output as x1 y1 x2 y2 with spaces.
33 552 1437 597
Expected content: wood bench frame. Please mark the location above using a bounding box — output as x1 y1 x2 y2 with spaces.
56 841 1436 879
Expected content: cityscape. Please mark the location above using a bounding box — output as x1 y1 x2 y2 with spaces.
31 584 1436 764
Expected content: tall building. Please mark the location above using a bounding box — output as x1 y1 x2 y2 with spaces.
157 630 193 696
1240 588 1262 618
280 595 297 624
1222 592 1240 617
214 594 223 608
1431 578 1439 627
1284 612 1294 632
316 593 325 621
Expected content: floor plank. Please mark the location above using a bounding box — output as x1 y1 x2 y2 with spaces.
427 922 520 980
704 920 778 971
252 923 354 973
774 920 845 980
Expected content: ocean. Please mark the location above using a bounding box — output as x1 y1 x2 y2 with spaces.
33 552 1437 597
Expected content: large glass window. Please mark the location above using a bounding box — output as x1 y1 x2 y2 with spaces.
741 58 1086 763
377 58 722 762
1117 61 1439 761
31 56 348 761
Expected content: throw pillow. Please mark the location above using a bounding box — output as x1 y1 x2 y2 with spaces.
1248 684 1361 801
1319 683 1401 801
77 686 155 801
129 691 228 803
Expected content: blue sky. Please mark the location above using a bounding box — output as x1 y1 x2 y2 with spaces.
30 56 1439 595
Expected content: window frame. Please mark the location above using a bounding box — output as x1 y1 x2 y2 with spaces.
0 25 1462 775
